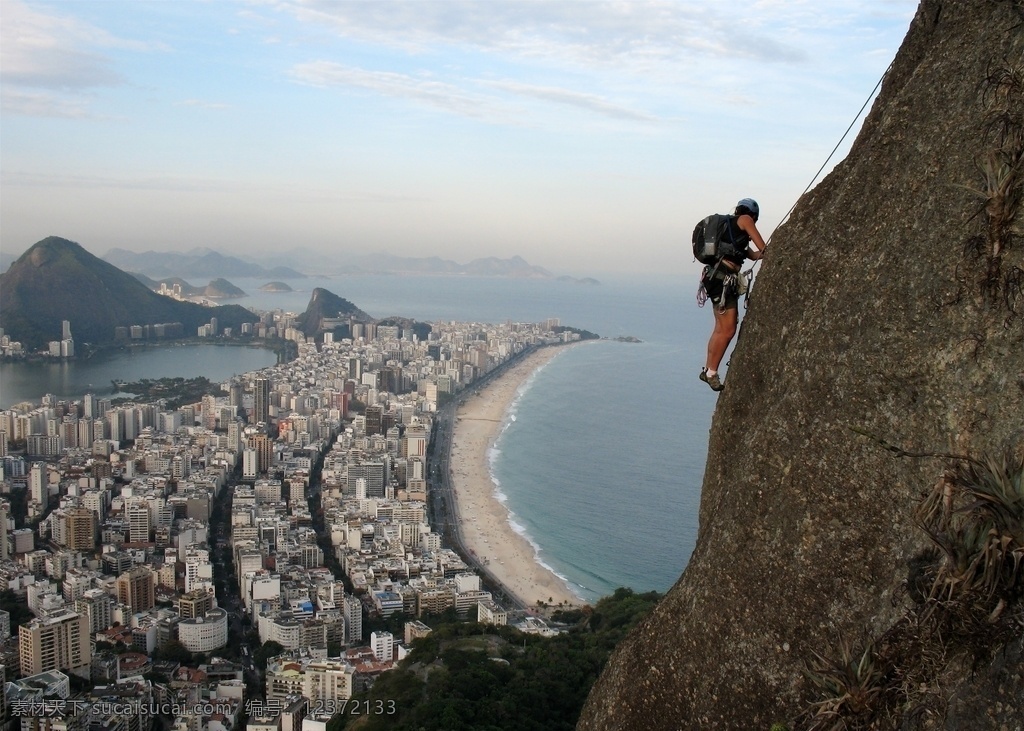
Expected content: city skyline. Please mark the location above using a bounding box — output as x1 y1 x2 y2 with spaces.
1 0 916 275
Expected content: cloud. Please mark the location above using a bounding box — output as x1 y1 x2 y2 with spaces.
0 169 421 204
289 61 498 118
484 80 659 122
290 60 662 125
176 99 233 110
0 88 93 118
280 0 807 68
0 0 131 89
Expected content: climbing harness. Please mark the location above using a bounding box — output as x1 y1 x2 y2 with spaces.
696 261 740 312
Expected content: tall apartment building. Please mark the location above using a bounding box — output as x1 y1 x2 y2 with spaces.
364 405 383 436
18 607 91 679
29 462 48 511
235 544 263 585
124 497 151 543
76 416 94 447
344 594 362 645
178 589 214 620
370 631 394 663
243 449 259 480
302 659 355 706
63 508 96 551
201 395 218 430
347 460 385 498
250 433 274 474
115 566 155 613
183 546 213 594
226 419 242 452
402 424 428 459
253 377 271 424
0 500 9 562
76 588 114 634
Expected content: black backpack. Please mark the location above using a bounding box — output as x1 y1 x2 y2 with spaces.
692 214 742 265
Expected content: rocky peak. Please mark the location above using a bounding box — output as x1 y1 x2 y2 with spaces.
578 1 1024 729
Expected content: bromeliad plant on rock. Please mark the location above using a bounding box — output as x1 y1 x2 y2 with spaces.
801 635 892 731
798 443 1023 730
915 450 1024 629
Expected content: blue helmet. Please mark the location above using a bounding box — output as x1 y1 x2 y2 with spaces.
736 198 759 218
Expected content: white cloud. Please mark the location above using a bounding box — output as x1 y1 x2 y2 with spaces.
290 59 661 123
0 88 92 118
280 0 808 69
484 79 659 122
289 61 501 119
0 0 157 90
176 99 233 110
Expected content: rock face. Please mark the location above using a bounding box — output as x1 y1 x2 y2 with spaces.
578 2 1023 729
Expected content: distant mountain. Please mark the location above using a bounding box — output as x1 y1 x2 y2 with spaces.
295 287 374 340
129 273 246 298
266 266 306 279
0 237 259 350
337 252 555 278
97 245 587 280
102 248 307 280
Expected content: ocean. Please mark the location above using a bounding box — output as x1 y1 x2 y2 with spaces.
2 270 728 602
238 272 722 602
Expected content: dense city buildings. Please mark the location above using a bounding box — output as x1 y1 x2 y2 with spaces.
0 310 579 730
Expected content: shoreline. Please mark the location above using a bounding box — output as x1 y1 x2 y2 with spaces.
449 344 584 609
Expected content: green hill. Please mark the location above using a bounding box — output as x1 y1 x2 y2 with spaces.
0 236 259 350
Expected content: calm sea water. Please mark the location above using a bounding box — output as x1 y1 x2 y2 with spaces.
2 271 730 600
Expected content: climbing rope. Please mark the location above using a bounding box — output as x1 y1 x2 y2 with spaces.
743 58 898 303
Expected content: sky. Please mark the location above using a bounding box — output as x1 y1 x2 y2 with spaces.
0 0 917 277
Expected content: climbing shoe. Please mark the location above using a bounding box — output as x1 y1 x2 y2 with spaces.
699 369 724 392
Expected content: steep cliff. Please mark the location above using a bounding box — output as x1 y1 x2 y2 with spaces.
578 1 1024 729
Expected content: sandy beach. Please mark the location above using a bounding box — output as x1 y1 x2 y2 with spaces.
449 345 583 609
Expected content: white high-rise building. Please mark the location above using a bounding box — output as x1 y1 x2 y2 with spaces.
236 547 264 592
29 463 48 511
184 546 214 594
243 449 259 480
124 497 151 543
370 631 394 663
75 588 114 633
343 594 362 646
302 659 354 707
80 490 106 522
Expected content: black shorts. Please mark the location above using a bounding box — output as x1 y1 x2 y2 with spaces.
702 267 739 310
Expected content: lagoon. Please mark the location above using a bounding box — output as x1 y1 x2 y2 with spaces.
0 344 278 408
